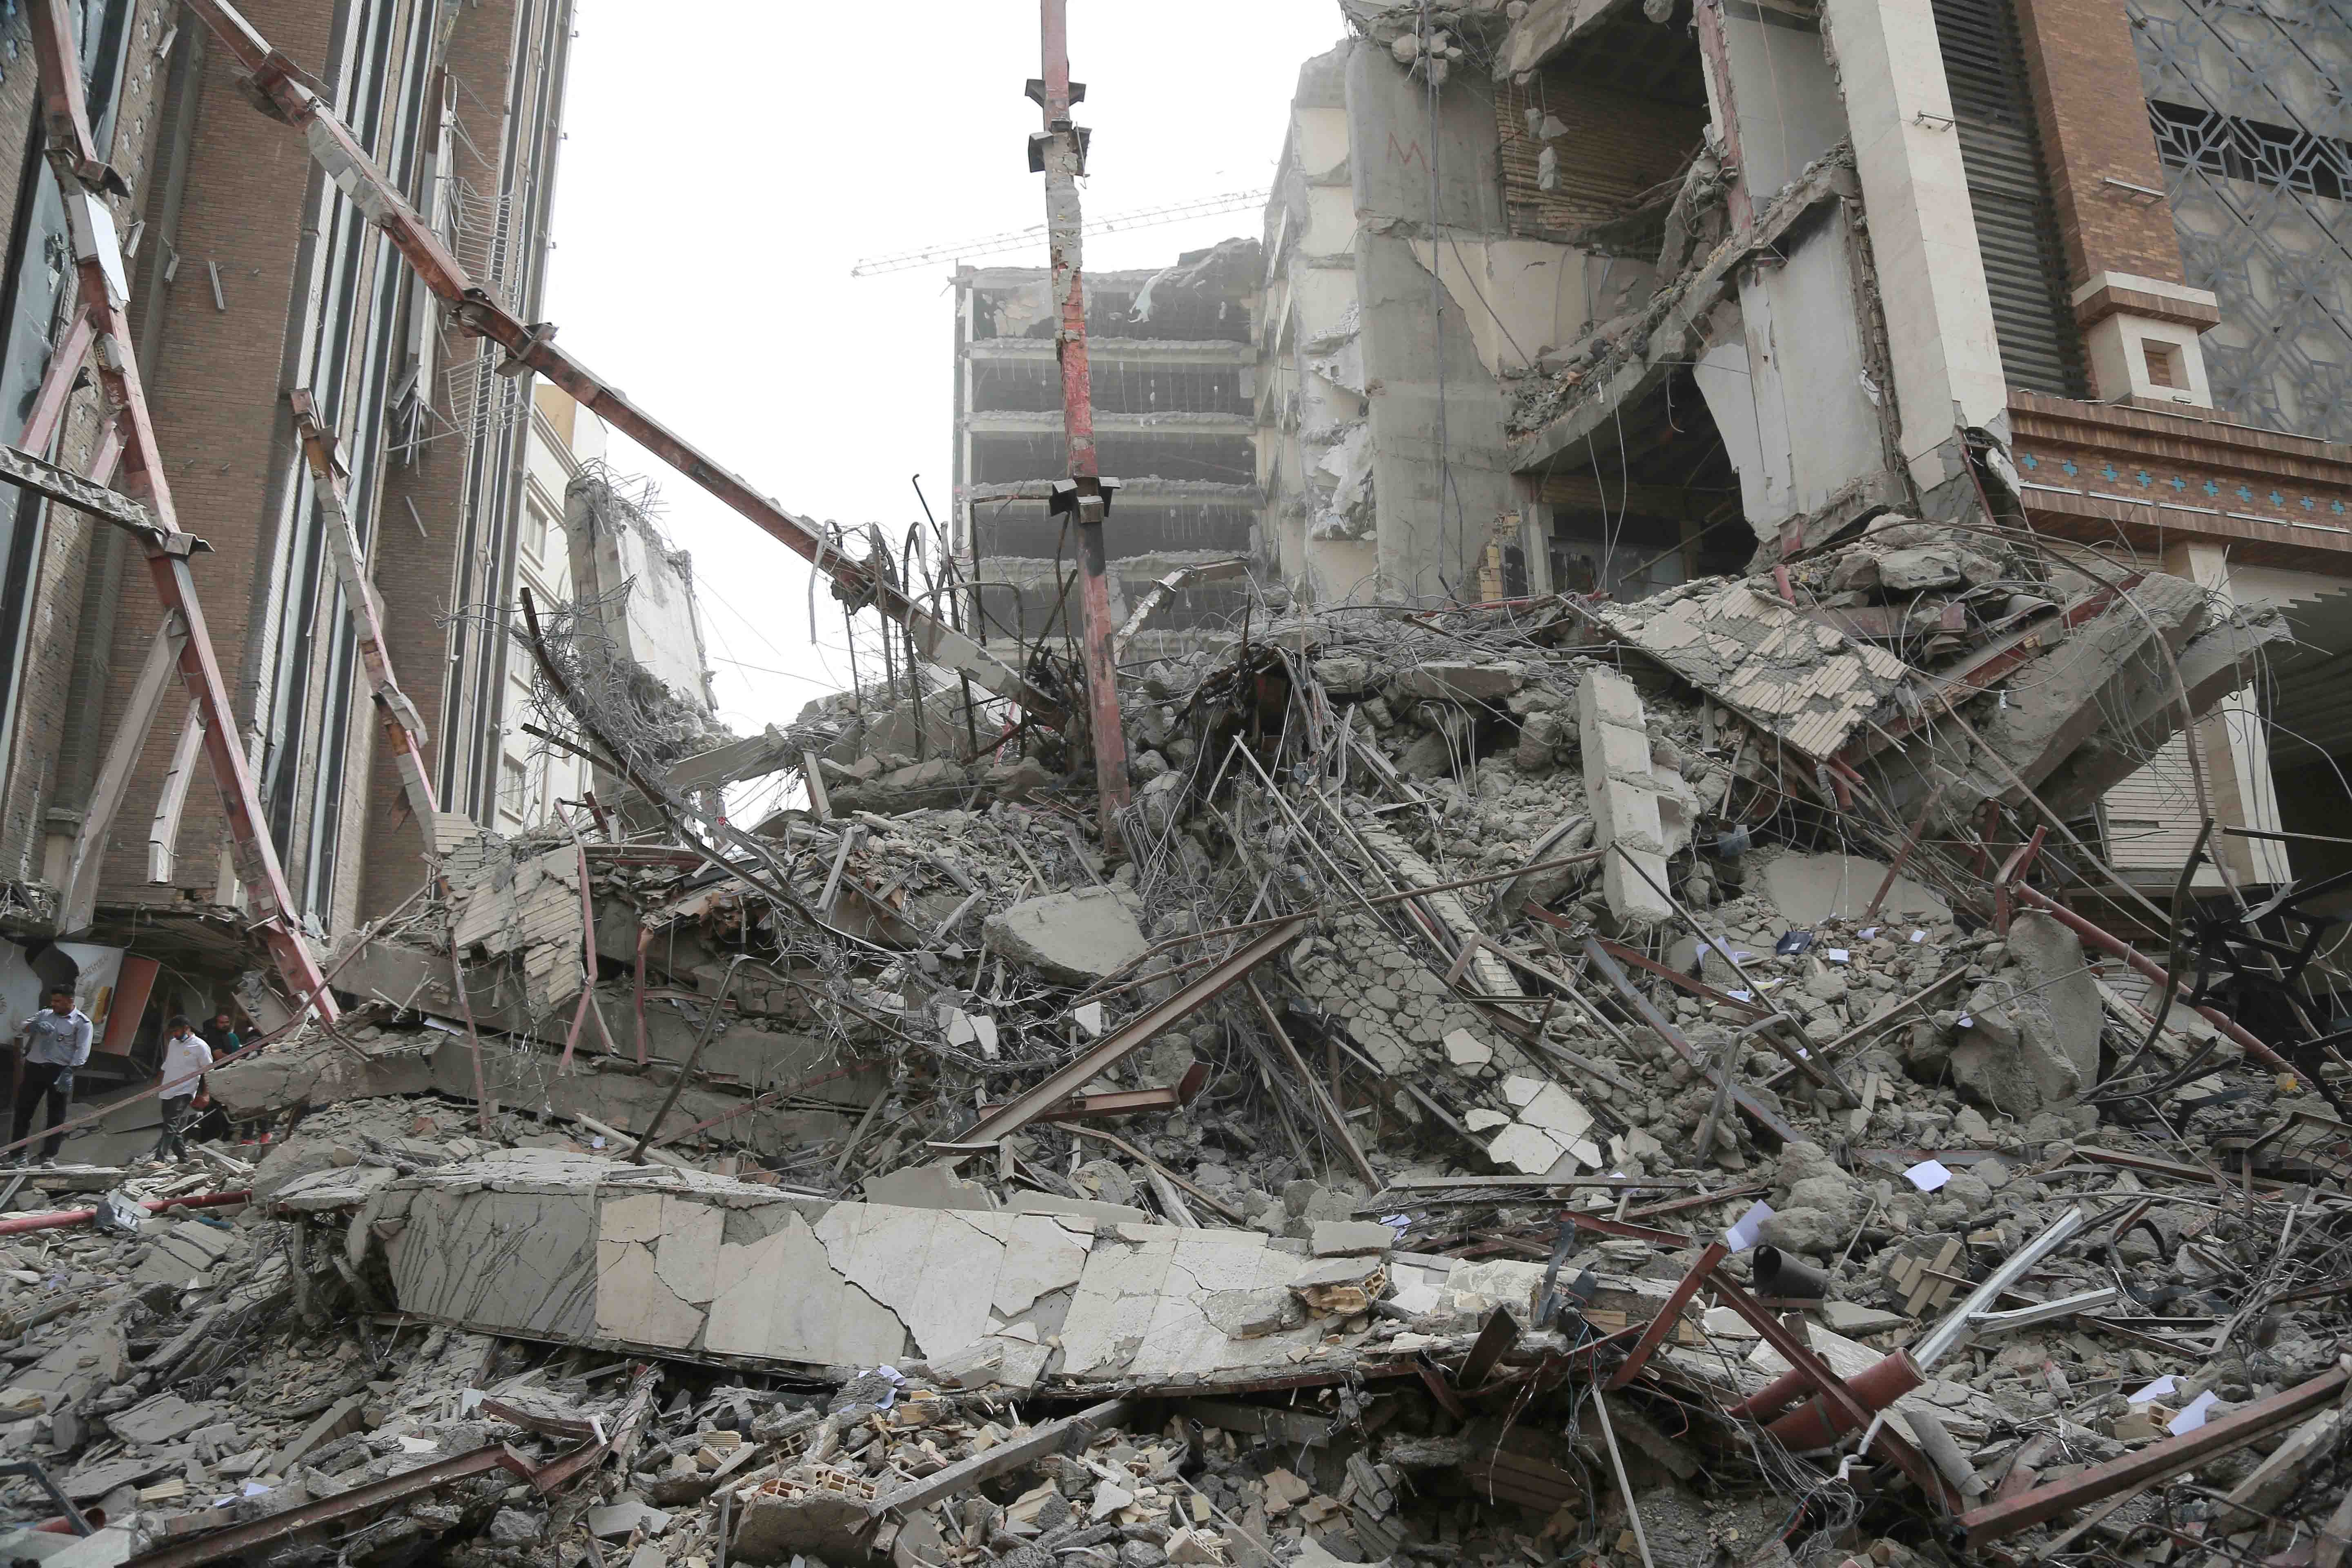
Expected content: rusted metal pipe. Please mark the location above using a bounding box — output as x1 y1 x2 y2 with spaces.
1762 1350 1925 1449
0 1190 250 1236
1034 0 1129 846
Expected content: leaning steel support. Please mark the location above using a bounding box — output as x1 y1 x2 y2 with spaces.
17 0 336 1017
180 0 1053 723
288 390 439 825
1033 0 1131 842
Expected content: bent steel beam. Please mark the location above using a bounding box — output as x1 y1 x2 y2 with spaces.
288 390 439 826
181 0 1053 722
24 0 335 1018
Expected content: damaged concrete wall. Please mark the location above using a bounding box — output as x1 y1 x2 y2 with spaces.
1820 0 2011 512
1347 42 1522 603
1695 204 1892 537
564 473 719 719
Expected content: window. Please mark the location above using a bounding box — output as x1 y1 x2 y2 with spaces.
521 497 551 565
499 753 528 823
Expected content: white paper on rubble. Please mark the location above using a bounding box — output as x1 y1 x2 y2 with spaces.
2168 1391 2219 1434
1726 1200 1774 1251
2128 1376 2176 1404
1904 1159 1952 1192
1826 949 1850 963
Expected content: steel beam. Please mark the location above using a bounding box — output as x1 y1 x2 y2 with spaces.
1960 1367 2351 1546
178 0 1052 721
289 391 438 824
26 0 335 1017
940 918 1310 1148
1034 0 1129 840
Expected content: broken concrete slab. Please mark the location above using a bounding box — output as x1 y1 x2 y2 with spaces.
345 1154 1401 1391
981 885 1150 984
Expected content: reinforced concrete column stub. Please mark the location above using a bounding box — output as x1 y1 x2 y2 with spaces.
1578 666 1674 927
1820 0 2009 496
2158 540 2290 885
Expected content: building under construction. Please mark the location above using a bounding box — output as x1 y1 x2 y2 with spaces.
0 2 2349 1567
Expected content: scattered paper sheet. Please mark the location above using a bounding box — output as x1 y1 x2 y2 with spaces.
1074 1002 1105 1036
1826 949 1850 962
2128 1376 2177 1404
1909 930 1927 943
1904 1159 1953 1192
1726 1200 1775 1251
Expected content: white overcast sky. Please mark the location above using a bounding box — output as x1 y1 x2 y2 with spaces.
543 1 1348 796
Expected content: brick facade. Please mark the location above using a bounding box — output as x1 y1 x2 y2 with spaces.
2010 0 2187 289
0 0 192 897
0 0 572 966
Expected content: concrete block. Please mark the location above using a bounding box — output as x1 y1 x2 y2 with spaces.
1309 1221 1398 1256
982 886 1149 984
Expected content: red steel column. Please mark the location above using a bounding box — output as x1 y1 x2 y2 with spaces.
1036 0 1131 843
29 0 337 1019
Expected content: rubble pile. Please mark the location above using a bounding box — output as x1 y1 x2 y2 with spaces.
3 527 2349 1568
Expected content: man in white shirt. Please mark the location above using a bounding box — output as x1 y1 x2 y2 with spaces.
11 988 91 1164
151 1016 212 1164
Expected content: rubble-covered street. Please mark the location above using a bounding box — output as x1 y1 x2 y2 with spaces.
3 515 2348 1568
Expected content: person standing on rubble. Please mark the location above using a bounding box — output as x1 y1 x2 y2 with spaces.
8 987 91 1165
198 1007 240 1061
149 1016 212 1164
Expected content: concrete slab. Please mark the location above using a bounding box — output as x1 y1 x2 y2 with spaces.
981 886 1149 984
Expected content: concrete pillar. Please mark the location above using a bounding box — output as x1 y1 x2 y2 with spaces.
2011 0 2221 407
1578 667 1675 928
1822 0 2010 507
2160 541 2290 884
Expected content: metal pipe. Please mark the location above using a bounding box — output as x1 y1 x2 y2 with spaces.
1762 1351 1925 1449
0 1189 250 1236
1035 0 1128 844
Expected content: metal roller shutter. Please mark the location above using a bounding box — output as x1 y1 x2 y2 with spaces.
1932 0 2088 399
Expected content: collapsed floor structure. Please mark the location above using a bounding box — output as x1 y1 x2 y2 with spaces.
5 0 2352 1564
7 508 2352 1568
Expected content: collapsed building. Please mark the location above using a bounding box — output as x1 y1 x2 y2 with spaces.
5 0 2352 1566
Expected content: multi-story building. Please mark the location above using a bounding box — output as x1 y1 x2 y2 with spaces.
1245 0 2352 902
950 247 1263 652
0 0 577 983
494 382 602 831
